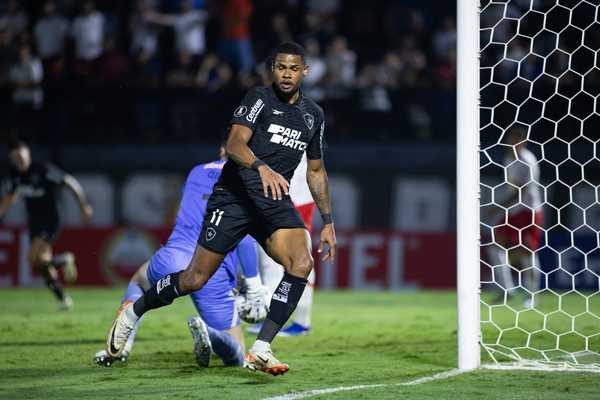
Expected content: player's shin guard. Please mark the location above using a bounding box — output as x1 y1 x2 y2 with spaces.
207 327 244 366
257 273 308 343
133 272 185 317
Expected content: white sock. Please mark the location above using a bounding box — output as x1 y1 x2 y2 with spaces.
124 317 142 353
251 339 271 354
294 269 314 327
519 253 541 293
488 246 515 290
125 302 140 322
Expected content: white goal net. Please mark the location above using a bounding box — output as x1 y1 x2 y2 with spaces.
479 0 600 371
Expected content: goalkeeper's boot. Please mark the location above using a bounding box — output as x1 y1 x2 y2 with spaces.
188 316 212 367
106 301 137 357
279 322 311 337
61 252 78 283
244 348 289 376
93 349 129 367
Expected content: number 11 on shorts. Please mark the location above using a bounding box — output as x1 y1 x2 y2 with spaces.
210 209 224 226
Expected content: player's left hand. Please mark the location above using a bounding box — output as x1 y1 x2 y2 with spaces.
318 223 337 262
80 203 94 224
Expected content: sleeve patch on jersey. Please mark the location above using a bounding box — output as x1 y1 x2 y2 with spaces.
234 106 248 117
246 99 264 123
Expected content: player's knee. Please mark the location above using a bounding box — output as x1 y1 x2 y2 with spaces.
291 254 313 278
180 268 208 292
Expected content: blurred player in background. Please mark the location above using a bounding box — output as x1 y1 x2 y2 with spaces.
0 139 93 310
487 127 543 308
106 42 336 376
250 153 316 336
95 139 269 368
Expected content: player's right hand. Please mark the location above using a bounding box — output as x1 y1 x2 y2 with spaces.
257 165 289 200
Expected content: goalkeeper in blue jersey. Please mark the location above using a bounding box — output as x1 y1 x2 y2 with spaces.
94 141 269 368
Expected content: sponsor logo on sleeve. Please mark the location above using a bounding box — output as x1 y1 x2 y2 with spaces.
233 106 248 117
246 99 264 123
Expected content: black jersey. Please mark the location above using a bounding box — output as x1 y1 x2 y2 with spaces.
2 162 66 226
218 85 325 192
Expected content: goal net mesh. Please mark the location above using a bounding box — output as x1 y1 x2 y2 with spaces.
480 0 600 371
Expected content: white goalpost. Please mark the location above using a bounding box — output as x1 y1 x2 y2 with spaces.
458 0 600 372
457 0 481 371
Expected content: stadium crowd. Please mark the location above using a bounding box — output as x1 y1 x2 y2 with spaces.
0 0 456 144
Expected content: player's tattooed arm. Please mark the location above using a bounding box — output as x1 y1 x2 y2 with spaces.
227 124 289 200
64 175 94 223
307 158 336 261
306 158 332 215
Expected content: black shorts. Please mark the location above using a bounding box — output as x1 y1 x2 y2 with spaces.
29 220 60 243
198 186 306 254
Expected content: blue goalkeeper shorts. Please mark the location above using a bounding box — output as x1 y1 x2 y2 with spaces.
146 247 240 331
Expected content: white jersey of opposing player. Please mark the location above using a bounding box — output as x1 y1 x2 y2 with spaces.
504 146 542 214
289 153 315 207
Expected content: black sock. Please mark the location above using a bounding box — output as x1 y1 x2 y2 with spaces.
133 272 185 317
41 268 65 301
257 273 308 343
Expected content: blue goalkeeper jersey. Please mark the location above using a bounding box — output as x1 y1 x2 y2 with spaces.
155 160 258 278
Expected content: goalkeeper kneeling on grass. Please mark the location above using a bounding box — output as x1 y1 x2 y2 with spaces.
94 157 270 368
94 246 268 368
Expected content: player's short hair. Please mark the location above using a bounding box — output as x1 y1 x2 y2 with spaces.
273 42 306 63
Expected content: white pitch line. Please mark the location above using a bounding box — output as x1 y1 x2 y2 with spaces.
263 369 466 400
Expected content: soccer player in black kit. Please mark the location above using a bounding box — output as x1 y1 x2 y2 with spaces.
0 140 93 310
106 42 337 376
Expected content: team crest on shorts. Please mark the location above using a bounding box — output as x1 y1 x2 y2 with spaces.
304 113 314 130
206 227 217 241
234 106 248 117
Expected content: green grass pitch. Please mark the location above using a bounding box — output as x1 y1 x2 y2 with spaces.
0 289 598 399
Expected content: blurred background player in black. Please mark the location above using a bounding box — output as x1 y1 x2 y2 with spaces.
0 139 93 310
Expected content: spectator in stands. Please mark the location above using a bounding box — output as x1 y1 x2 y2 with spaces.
325 36 356 95
269 13 293 53
378 51 402 89
196 53 234 92
305 0 340 17
218 0 254 73
356 63 391 112
0 27 16 86
166 50 196 88
396 36 427 87
130 0 161 83
432 17 456 61
144 0 208 61
9 43 44 140
0 0 28 39
434 48 456 88
34 1 69 81
9 43 43 110
302 38 326 100
98 36 130 83
71 1 105 77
